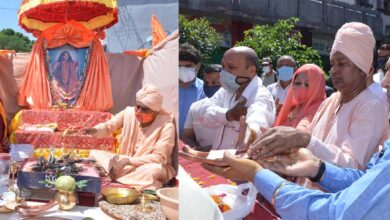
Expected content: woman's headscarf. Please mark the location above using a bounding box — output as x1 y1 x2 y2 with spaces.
274 64 326 128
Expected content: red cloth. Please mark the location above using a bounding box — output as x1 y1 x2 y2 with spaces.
179 143 279 219
18 0 118 33
20 109 111 131
15 131 116 152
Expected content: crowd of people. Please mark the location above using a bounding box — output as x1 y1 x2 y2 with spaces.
180 21 390 219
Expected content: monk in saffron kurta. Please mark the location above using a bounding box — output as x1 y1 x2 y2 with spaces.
248 23 389 191
87 84 176 190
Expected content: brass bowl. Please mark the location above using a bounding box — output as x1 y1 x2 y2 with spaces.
101 187 140 205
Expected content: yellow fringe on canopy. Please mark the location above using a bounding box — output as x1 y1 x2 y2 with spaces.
19 12 117 33
18 0 117 16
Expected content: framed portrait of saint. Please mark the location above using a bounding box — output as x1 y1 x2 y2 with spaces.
45 44 92 107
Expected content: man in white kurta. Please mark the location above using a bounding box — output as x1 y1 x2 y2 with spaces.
182 98 215 151
200 47 275 150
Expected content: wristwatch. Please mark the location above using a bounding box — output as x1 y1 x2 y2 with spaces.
308 160 326 182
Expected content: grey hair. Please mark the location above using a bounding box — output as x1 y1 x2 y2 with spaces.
277 55 296 66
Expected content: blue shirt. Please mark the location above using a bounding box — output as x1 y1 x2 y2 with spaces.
254 140 390 220
179 78 205 133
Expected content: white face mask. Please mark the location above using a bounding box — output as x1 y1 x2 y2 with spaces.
262 66 271 73
179 66 196 83
220 69 240 93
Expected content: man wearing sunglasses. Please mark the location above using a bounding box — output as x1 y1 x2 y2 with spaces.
84 84 176 190
198 46 275 150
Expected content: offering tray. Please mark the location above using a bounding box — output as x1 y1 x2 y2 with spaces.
17 159 101 206
99 200 166 220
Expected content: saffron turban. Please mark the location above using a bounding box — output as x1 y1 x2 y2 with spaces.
330 22 375 75
136 84 163 112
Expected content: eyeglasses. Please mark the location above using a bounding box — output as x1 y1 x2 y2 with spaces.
135 104 152 113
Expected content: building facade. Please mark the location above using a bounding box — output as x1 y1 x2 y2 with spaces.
180 0 386 67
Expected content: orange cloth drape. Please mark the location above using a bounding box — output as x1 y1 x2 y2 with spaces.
18 21 113 111
274 64 326 129
123 49 150 57
75 36 113 111
151 15 167 47
0 50 16 55
123 15 167 58
41 20 95 48
18 37 52 109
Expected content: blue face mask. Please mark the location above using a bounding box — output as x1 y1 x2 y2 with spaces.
277 66 294 81
203 85 220 98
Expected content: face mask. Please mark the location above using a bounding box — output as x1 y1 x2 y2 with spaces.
293 87 309 104
203 85 220 98
179 66 196 83
377 57 389 72
220 69 241 93
262 66 270 73
135 112 155 124
277 66 294 81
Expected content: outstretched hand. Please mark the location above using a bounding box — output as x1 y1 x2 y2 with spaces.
80 127 97 135
202 152 262 182
248 126 311 159
256 148 320 178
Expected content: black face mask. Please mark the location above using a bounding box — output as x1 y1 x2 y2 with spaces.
377 56 389 72
235 76 251 85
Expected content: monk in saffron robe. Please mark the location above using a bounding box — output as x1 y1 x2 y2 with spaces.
87 84 176 190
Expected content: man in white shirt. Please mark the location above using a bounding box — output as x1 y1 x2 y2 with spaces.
267 55 296 115
368 65 387 106
181 98 215 152
200 46 275 150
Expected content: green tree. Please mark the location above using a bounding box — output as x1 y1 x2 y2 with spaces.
0 28 34 52
179 15 222 62
236 17 323 72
